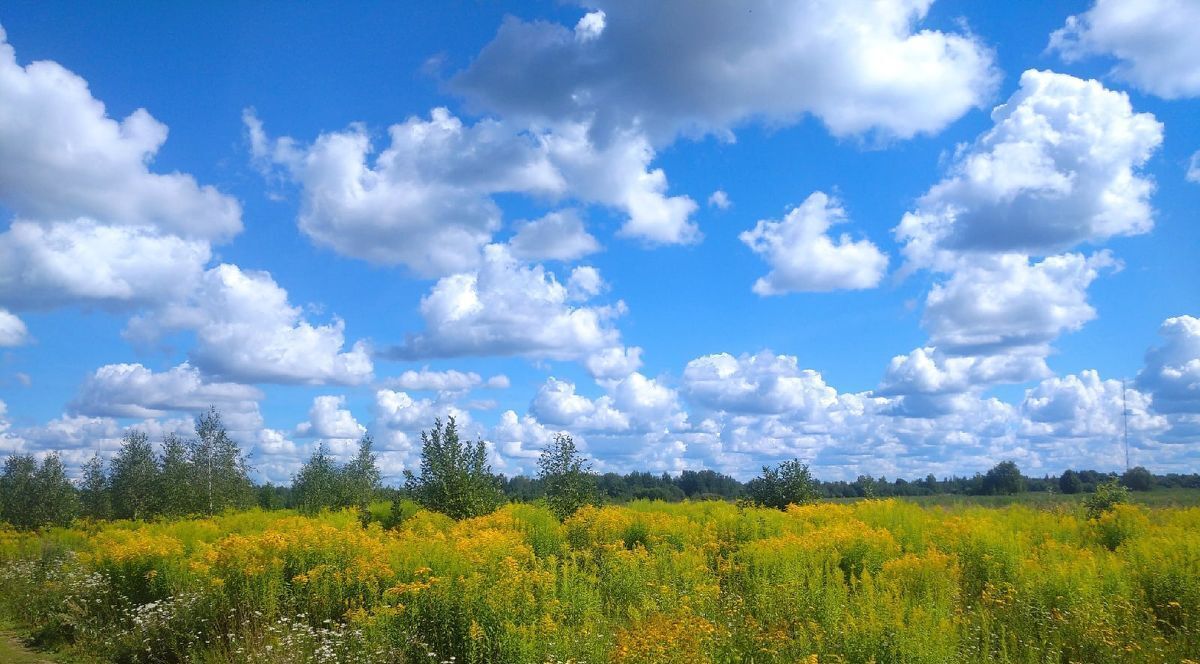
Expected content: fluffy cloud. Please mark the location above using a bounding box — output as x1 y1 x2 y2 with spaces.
0 308 28 346
507 209 600 262
1023 370 1165 438
584 346 643 380
0 27 237 317
385 368 509 393
531 372 685 434
71 362 262 421
130 264 372 385
389 245 627 363
532 378 602 424
896 70 1162 268
879 347 1049 398
17 414 194 459
0 221 210 311
0 26 241 240
295 395 366 456
1138 315 1200 414
1188 151 1200 183
683 352 839 416
489 410 557 468
247 109 696 275
887 71 1158 403
922 252 1115 354
0 400 25 453
452 1 997 142
371 388 475 477
1049 0 1200 99
545 123 698 244
740 192 888 294
708 190 731 210
373 389 465 436
1021 370 1171 469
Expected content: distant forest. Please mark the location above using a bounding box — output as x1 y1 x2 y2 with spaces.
2 407 1197 530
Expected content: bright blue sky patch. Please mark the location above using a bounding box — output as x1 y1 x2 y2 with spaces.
0 0 1197 483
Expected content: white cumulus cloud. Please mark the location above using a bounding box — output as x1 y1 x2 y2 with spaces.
741 192 888 294
129 264 373 385
1138 315 1200 415
0 309 29 346
1049 0 1200 99
390 245 627 364
922 252 1116 354
247 109 697 274
452 0 998 142
0 26 241 240
508 209 600 262
71 362 263 421
896 70 1162 268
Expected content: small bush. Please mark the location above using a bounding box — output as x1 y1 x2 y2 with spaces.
1084 478 1130 520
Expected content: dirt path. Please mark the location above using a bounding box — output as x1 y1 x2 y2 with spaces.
0 629 56 663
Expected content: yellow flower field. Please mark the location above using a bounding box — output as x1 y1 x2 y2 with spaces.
1 499 1197 663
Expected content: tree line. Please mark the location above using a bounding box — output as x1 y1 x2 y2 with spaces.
2 406 1195 529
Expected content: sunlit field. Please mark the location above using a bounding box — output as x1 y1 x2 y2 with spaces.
2 498 1197 663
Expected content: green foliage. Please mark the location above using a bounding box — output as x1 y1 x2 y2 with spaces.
0 454 39 529
79 453 110 520
538 433 597 520
190 407 254 515
746 458 818 509
404 417 503 520
344 434 382 517
291 444 342 514
66 407 256 524
1122 465 1154 491
981 460 1025 495
1084 478 1130 519
0 453 78 529
0 453 79 529
157 433 192 517
31 453 78 528
110 430 160 520
291 435 382 520
1058 468 1083 494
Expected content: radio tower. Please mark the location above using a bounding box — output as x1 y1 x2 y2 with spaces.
1122 378 1130 472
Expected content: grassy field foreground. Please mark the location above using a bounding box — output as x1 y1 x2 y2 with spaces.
0 499 1197 663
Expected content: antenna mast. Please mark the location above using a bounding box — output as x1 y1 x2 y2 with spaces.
1122 378 1129 472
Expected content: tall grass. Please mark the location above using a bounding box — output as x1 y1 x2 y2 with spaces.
0 499 1197 662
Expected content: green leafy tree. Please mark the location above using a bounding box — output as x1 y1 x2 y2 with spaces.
344 434 382 525
0 454 39 528
33 452 78 527
1059 469 1083 494
404 417 503 520
292 444 342 514
538 433 596 520
110 430 160 520
982 460 1025 495
1121 466 1153 492
79 453 111 520
157 433 193 517
747 459 818 510
191 408 254 515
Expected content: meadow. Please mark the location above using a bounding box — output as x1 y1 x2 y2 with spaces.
0 497 1197 663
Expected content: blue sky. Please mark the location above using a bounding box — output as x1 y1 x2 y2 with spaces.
0 0 1197 483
